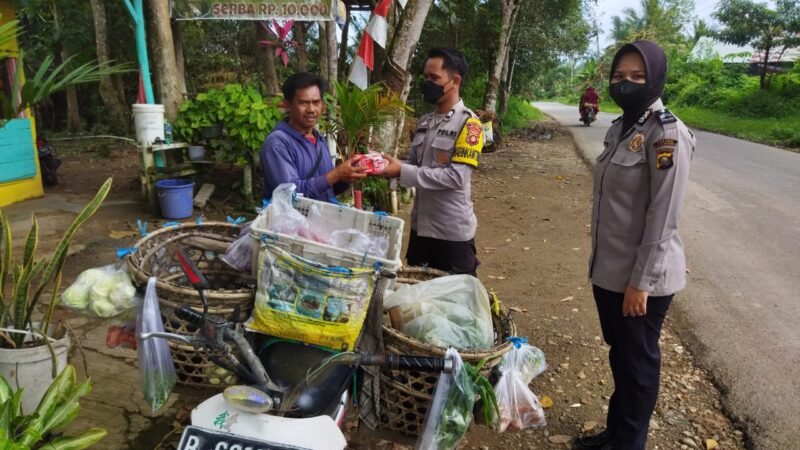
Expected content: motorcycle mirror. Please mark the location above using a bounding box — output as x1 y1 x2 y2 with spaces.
223 385 274 414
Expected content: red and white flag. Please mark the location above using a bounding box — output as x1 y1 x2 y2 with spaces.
349 0 401 89
349 33 374 90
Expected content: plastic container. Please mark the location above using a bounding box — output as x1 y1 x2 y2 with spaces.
250 196 404 273
155 178 195 219
188 145 205 161
132 103 165 146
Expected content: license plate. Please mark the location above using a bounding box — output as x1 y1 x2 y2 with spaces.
177 425 309 450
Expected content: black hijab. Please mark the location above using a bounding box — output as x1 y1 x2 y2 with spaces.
609 40 667 133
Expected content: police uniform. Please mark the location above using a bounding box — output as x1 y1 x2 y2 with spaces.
589 99 695 449
399 99 484 275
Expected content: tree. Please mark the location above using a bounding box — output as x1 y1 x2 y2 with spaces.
90 0 128 131
147 0 181 120
610 0 695 46
52 2 81 131
715 0 800 89
483 0 522 114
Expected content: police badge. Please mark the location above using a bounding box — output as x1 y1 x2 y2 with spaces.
629 133 644 152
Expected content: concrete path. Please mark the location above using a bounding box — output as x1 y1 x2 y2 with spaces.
535 101 800 449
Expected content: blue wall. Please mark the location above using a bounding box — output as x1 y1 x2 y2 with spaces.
0 118 37 183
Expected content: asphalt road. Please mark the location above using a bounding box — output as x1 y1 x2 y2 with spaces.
535 102 800 449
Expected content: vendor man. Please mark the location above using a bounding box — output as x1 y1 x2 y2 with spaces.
260 72 365 201
381 48 484 275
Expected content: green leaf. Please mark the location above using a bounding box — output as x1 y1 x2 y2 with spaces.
26 179 112 330
38 428 107 450
0 374 12 404
34 364 76 426
22 217 37 270
43 379 92 433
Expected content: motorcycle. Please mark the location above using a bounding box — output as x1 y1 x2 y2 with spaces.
580 103 597 127
36 134 61 187
141 248 452 450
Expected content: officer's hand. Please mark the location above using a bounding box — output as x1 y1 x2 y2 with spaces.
327 156 367 185
380 154 402 178
623 286 649 317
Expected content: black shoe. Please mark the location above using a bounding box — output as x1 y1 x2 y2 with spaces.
572 429 613 449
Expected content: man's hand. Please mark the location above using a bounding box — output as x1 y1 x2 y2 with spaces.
623 286 649 317
379 154 402 178
326 156 367 185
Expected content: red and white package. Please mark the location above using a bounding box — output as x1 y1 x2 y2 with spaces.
354 152 388 175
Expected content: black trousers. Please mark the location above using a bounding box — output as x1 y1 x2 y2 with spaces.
593 285 673 450
406 229 479 276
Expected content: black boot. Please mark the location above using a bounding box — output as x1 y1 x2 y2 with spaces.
572 429 613 449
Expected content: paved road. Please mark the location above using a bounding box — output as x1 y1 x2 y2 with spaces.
535 102 800 448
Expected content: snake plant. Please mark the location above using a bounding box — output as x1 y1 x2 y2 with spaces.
0 365 107 449
0 178 112 349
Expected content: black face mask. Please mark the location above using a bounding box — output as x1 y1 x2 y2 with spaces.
421 79 450 104
609 80 648 113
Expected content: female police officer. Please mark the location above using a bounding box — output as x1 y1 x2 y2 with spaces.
574 41 696 450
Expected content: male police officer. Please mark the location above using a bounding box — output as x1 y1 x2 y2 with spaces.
381 48 484 276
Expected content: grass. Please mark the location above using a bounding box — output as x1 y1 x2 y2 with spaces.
502 96 545 130
546 99 800 149
670 106 800 149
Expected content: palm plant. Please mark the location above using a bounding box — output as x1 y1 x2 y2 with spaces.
0 178 112 349
329 81 411 157
0 365 107 449
0 15 131 128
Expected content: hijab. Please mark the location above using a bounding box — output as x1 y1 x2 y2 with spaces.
609 40 667 133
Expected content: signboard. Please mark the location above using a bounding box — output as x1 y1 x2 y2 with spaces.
171 0 335 21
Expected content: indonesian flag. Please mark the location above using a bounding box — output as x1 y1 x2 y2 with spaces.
349 33 374 90
365 0 392 48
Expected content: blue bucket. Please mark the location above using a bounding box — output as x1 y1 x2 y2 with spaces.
155 179 194 219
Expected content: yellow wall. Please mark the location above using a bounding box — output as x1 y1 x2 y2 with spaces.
0 1 44 208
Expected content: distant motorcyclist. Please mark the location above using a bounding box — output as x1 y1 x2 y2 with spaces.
580 85 600 121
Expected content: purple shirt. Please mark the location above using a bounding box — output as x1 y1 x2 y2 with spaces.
260 120 346 201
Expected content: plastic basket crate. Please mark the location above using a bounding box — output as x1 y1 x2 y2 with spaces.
250 197 404 272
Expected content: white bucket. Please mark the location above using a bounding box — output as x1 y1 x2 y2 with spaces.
0 326 70 414
132 103 165 146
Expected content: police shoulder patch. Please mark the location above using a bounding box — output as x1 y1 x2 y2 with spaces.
656 109 677 125
452 117 483 168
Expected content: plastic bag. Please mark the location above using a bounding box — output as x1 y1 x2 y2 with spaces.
385 275 493 349
62 264 139 320
265 183 311 237
494 338 547 432
247 244 376 351
222 222 254 272
417 348 475 450
136 277 176 412
499 338 547 384
329 229 389 259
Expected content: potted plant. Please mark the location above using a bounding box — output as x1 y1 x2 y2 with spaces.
0 364 107 448
0 178 112 413
328 81 410 211
174 84 283 202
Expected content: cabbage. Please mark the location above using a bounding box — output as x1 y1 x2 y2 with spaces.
62 268 108 310
84 268 138 318
90 298 123 318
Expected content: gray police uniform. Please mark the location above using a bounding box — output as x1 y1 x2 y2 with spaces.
399 99 484 273
588 98 696 449
589 98 696 296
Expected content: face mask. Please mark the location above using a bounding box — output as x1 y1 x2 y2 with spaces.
421 79 451 104
609 80 647 112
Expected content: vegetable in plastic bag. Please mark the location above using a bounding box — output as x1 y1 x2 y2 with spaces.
62 264 138 319
62 266 115 310
385 275 493 349
329 229 389 258
417 348 476 450
136 277 176 412
494 338 547 432
222 222 254 272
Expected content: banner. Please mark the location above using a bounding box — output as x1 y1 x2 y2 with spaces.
172 0 334 21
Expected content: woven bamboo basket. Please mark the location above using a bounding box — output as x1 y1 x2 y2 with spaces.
379 267 517 437
125 222 255 388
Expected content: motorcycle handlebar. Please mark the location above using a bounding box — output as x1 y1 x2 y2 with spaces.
359 354 453 374
175 305 205 324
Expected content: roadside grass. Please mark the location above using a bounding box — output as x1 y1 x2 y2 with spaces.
503 96 545 130
543 98 800 149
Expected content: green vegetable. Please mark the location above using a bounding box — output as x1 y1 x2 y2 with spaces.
61 268 107 310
